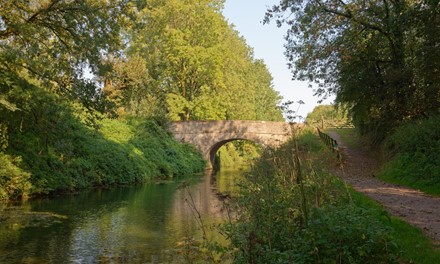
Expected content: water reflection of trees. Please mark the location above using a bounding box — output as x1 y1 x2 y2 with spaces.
0 170 237 263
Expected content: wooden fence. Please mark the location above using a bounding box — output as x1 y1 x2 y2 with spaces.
317 128 342 162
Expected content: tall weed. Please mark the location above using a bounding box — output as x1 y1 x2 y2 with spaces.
222 129 399 263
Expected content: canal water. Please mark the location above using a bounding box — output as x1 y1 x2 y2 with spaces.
0 169 244 263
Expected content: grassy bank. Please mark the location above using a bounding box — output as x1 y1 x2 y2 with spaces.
350 190 440 264
0 89 205 201
327 115 440 197
221 127 400 263
381 115 440 196
219 127 440 263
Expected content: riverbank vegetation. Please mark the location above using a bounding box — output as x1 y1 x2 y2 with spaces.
222 127 400 263
0 0 283 201
221 126 440 263
0 86 205 200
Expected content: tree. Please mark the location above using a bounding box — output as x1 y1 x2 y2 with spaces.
252 60 284 121
266 0 440 142
0 0 129 100
125 0 227 120
115 0 283 121
0 0 131 176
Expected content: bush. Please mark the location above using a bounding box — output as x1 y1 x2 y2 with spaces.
293 205 397 264
1 86 205 200
223 130 398 263
382 114 440 184
0 153 31 200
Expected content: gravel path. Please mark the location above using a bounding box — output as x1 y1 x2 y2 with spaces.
327 131 440 245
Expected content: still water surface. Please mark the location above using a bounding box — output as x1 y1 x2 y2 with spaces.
0 169 243 263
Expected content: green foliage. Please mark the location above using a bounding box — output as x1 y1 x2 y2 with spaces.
306 105 351 128
217 141 261 168
223 131 398 263
0 153 31 201
0 84 204 200
109 0 283 122
0 0 129 103
267 1 440 142
297 128 326 153
293 205 396 264
381 114 440 192
350 190 440 263
0 124 8 151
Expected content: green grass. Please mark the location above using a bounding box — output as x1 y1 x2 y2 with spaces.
351 190 440 264
327 126 440 197
379 172 440 197
378 115 440 196
309 128 440 263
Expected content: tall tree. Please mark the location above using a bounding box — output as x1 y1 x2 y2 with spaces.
0 0 128 99
266 0 440 141
125 0 226 120
111 0 283 121
0 0 131 158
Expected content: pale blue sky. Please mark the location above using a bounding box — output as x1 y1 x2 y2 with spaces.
222 0 334 119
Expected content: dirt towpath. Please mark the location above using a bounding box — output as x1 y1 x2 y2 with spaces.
327 131 440 245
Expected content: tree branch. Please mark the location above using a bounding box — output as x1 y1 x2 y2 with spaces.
315 1 388 37
314 0 397 60
26 0 61 23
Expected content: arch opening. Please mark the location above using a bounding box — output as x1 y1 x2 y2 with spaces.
208 138 266 170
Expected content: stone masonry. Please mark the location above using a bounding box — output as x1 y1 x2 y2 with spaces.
169 120 295 168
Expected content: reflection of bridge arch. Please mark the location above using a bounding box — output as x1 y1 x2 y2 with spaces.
169 120 295 168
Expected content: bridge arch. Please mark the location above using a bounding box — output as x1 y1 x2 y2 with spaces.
207 137 270 169
169 120 295 168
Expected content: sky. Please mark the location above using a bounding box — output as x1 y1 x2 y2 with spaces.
222 0 335 119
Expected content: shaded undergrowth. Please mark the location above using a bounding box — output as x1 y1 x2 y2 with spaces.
320 127 440 263
1 87 205 201
220 127 399 263
381 114 440 196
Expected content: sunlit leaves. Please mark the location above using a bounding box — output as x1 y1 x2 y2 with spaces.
267 0 440 140
118 0 283 121
0 0 127 92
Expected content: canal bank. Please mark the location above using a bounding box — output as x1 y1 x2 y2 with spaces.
0 169 243 263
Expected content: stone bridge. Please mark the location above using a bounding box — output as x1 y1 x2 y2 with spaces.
169 120 295 168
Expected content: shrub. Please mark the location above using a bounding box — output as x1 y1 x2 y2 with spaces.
2 86 205 200
293 205 397 264
382 114 440 184
223 130 399 263
0 153 31 200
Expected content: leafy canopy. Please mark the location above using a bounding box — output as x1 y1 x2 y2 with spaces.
266 0 440 142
